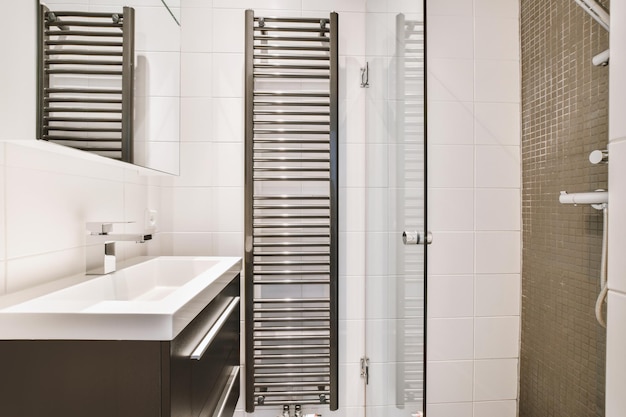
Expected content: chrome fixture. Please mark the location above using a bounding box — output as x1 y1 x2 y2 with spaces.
589 149 609 164
592 49 610 66
360 62 370 88
86 222 152 275
574 0 609 31
402 231 433 245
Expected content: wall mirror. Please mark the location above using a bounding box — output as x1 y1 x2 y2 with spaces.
37 0 180 175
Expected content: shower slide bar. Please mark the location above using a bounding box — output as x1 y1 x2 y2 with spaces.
37 4 134 163
245 9 339 412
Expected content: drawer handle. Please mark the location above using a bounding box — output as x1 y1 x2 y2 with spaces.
212 366 240 417
190 297 240 361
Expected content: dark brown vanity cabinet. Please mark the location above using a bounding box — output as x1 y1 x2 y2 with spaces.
0 275 240 417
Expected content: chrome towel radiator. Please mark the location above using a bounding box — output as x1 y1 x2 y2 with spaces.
37 5 135 162
244 10 339 412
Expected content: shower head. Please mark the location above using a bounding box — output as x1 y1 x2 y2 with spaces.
574 0 610 31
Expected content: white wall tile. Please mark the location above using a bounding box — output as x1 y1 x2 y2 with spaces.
428 59 474 102
474 17 520 61
212 9 245 53
473 400 517 417
136 51 181 98
474 0 519 19
303 0 366 12
6 248 84 293
340 144 366 187
427 403 473 417
181 97 213 142
181 7 213 53
429 188 474 231
211 232 244 256
212 98 244 142
134 6 181 52
607 291 626 417
428 232 474 275
158 232 214 256
181 53 213 97
211 188 244 232
211 144 244 187
428 101 474 145
160 187 213 232
340 275 365 320
340 187 366 232
608 139 626 293
428 16 474 60
475 274 521 316
427 361 474 403
475 188 520 231
429 145 474 188
474 102 521 146
475 232 521 274
475 145 520 188
427 0 473 17
212 53 245 98
428 318 474 360
475 60 520 103
474 317 520 359
428 275 474 318
338 13 366 56
474 359 518 401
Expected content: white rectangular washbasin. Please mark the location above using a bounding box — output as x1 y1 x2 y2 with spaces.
0 256 241 341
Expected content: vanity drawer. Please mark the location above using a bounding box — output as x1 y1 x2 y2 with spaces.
169 275 240 417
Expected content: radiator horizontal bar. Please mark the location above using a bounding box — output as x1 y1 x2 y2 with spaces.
45 117 121 123
255 327 330 333
46 88 122 94
254 195 329 200
255 372 329 378
253 166 330 173
253 177 330 181
254 157 330 163
254 120 329 126
42 135 121 142
253 317 330 323
254 307 330 313
254 45 330 52
47 20 123 28
254 298 330 304
45 107 121 113
254 233 330 238
253 204 329 209
254 35 330 42
254 344 329 350
46 11 124 18
254 26 329 33
255 381 329 388
44 49 123 57
253 269 329 275
45 30 123 38
254 242 330 248
255 127 330 133
254 139 330 145
253 279 330 284
254 63 330 70
254 262 330 268
45 40 123 47
254 100 329 106
45 59 122 66
254 91 330 97
45 69 123 75
253 250 330 256
254 110 330 116
254 16 330 24
251 390 329 397
254 400 330 406
255 363 329 369
45 126 122 132
254 54 329 60
254 336 330 342
254 72 330 79
254 147 329 153
45 97 122 104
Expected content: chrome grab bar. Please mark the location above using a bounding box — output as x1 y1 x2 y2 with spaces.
402 231 432 245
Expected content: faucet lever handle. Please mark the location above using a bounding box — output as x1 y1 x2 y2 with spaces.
86 221 134 235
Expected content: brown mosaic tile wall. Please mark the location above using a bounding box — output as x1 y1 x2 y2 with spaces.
520 1 609 416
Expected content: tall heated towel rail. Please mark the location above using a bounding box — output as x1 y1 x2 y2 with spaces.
37 5 135 162
244 10 339 412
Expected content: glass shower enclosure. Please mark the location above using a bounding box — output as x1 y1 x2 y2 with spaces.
363 1 426 416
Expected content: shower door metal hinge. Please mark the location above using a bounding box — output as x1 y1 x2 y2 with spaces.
360 357 370 385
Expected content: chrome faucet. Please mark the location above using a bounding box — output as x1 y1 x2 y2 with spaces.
86 222 152 275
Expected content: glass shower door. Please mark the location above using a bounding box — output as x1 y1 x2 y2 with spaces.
364 2 426 416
